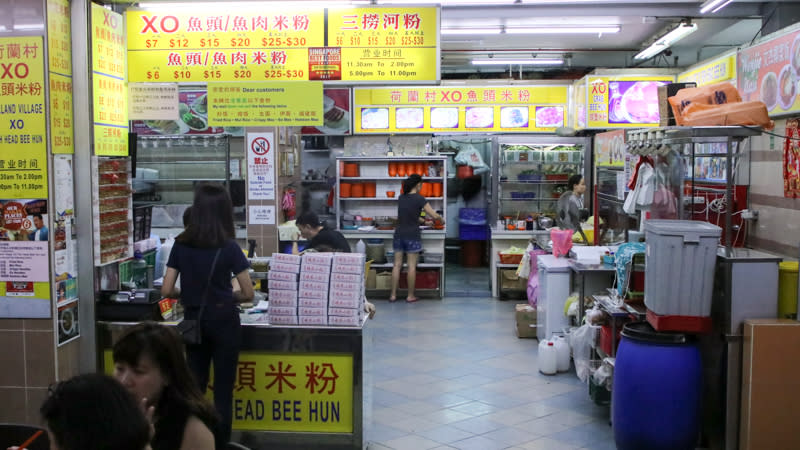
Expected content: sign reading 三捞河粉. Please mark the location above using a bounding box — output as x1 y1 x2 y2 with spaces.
0 36 48 199
208 82 323 127
353 86 569 133
92 3 128 156
126 6 439 83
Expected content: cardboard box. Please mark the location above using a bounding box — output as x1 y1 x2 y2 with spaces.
329 296 361 309
301 262 332 275
299 280 329 292
375 272 392 290
299 297 328 308
330 280 362 292
300 271 330 283
270 297 297 308
515 304 538 338
302 253 333 266
329 289 361 304
740 319 800 450
298 306 326 316
298 287 328 300
272 253 301 265
333 252 365 265
328 314 362 327
267 271 298 282
366 269 377 289
269 261 301 274
298 315 327 326
268 305 297 316
332 262 363 275
328 307 360 317
500 269 526 291
332 272 363 283
269 314 298 325
268 289 297 301
268 279 297 291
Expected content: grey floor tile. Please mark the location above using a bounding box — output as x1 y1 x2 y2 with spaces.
449 434 510 450
422 408 476 425
416 424 476 444
449 415 504 434
448 400 499 417
365 423 409 443
481 426 541 446
381 434 442 450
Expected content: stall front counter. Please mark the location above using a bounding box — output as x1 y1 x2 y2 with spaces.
97 320 368 450
490 227 551 298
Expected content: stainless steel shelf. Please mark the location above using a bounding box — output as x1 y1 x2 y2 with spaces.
340 197 444 201
499 198 558 201
499 179 569 184
500 161 581 165
340 177 443 181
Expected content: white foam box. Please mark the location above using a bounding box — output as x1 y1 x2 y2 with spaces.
328 314 362 327
268 305 297 316
270 261 301 274
328 307 361 317
302 252 334 266
300 271 330 283
331 272 363 283
298 315 328 326
330 280 362 292
299 287 328 300
301 262 332 275
329 288 362 304
332 262 364 275
268 271 298 282
298 306 327 316
299 298 328 308
269 289 298 302
268 279 298 291
333 252 366 265
270 297 298 308
272 253 301 265
269 314 298 325
299 280 329 292
329 296 362 309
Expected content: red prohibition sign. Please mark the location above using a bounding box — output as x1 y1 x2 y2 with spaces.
251 137 270 155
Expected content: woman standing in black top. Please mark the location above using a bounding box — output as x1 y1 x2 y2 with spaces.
161 183 253 449
390 174 444 302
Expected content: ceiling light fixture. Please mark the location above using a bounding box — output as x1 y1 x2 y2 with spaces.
138 1 371 10
382 0 517 5
504 26 620 34
472 58 564 65
634 22 698 60
700 0 733 14
442 27 504 35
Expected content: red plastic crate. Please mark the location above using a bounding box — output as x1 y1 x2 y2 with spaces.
646 309 712 334
398 270 439 289
600 324 622 355
498 253 523 264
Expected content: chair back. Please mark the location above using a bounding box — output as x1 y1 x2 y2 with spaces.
0 423 50 450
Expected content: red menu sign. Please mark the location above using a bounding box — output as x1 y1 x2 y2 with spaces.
738 27 800 116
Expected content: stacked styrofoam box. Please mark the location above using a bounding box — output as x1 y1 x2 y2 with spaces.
298 253 333 326
268 253 301 325
328 253 366 326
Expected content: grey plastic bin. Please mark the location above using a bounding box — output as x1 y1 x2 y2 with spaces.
644 220 721 317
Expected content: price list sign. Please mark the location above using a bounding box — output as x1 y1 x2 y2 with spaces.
92 3 128 156
0 37 48 199
327 7 439 82
207 81 323 127
127 10 324 83
48 0 74 154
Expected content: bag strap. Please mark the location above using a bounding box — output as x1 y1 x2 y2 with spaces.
197 248 222 323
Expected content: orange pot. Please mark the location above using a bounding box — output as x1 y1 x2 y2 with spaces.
419 182 428 197
388 162 398 177
386 191 396 198
350 183 364 198
415 162 425 176
365 182 376 198
456 165 474 179
432 182 443 198
398 162 407 177
339 183 351 198
343 163 359 177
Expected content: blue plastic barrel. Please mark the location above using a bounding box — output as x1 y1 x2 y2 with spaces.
613 322 702 450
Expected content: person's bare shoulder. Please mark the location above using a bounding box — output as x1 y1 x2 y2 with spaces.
180 416 215 450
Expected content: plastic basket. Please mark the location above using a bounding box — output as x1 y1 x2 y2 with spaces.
499 253 523 264
459 224 488 240
459 208 487 226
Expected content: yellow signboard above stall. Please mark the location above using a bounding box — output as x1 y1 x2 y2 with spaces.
207 82 323 127
354 86 569 133
92 3 128 156
126 6 439 83
576 75 675 129
678 52 736 87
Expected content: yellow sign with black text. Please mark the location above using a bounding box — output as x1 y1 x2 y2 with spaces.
0 37 48 199
678 52 736 87
207 82 323 127
48 0 74 154
582 75 675 129
103 350 354 433
92 3 128 156
354 86 568 133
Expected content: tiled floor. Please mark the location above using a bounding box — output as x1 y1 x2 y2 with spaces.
364 266 613 450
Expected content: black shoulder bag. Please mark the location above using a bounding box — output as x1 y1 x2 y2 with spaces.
177 248 221 345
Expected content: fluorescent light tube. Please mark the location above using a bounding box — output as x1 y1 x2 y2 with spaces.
505 26 620 34
472 58 564 65
442 28 504 35
634 22 697 60
383 0 515 4
700 0 733 14
138 1 370 10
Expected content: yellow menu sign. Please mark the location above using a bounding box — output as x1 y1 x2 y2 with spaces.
678 52 736 87
327 7 439 82
580 75 675 129
92 3 128 156
207 82 323 127
0 37 48 199
354 86 568 133
48 0 74 154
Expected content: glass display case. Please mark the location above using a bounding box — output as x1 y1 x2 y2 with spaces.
493 137 590 224
133 134 246 239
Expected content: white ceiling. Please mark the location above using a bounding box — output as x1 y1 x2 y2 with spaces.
438 0 773 76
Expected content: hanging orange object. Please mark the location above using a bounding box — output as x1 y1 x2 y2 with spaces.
388 162 397 177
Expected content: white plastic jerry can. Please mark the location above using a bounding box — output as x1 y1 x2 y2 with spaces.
539 340 558 375
554 336 571 372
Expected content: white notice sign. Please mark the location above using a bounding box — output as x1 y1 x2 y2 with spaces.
0 241 50 282
246 132 275 200
249 206 276 225
128 83 179 120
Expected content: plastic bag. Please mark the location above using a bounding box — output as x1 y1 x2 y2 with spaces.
550 228 573 257
570 323 600 383
454 145 489 172
526 249 547 307
593 359 615 391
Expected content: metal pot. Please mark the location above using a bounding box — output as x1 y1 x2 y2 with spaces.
537 216 554 230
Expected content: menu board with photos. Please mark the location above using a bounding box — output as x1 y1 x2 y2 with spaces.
738 27 800 117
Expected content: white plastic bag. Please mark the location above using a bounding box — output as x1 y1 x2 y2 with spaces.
454 145 489 173
570 323 600 383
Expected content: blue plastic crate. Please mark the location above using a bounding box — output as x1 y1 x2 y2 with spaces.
459 224 488 240
459 208 487 225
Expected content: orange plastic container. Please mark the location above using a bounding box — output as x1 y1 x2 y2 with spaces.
421 182 430 197
339 183 351 198
415 162 425 176
432 182 443 198
398 162 408 177
388 162 398 177
457 165 474 179
343 163 359 177
365 182 376 198
350 183 364 198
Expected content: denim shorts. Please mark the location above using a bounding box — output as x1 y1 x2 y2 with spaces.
393 238 422 253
